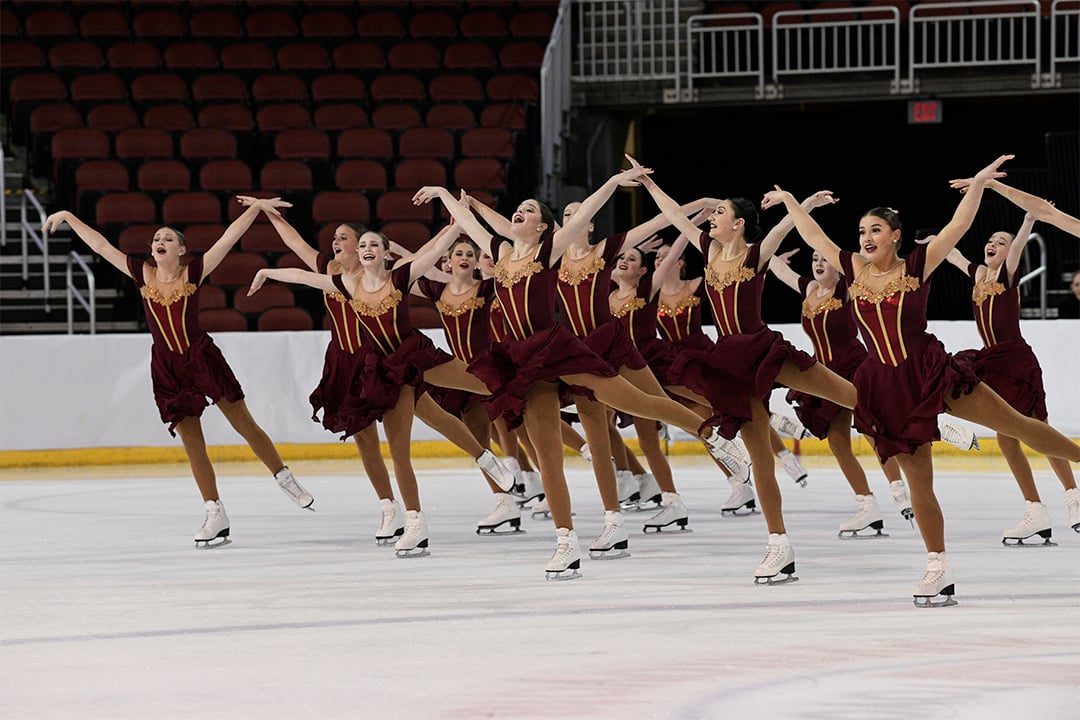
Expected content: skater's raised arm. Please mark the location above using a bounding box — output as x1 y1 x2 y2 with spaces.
922 154 1012 278
248 266 338 297
401 222 465 286
951 175 1080 238
412 186 495 255
42 210 131 278
203 197 291 280
760 186 846 273
461 191 514 239
650 210 709 296
239 194 318 270
618 196 721 252
757 190 839 269
767 249 803 293
625 157 708 249
550 165 652 260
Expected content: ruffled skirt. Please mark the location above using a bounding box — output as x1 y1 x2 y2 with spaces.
786 342 866 439
853 333 980 462
151 333 244 436
954 338 1046 420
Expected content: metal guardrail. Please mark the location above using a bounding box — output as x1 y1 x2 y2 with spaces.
1050 0 1080 84
66 252 97 334
19 190 50 312
1018 231 1048 318
1 144 7 248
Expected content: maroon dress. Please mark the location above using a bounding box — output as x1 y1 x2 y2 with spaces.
467 238 618 429
953 261 1047 419
337 261 453 429
612 274 676 387
127 255 244 436
841 246 980 461
417 276 496 417
308 252 379 440
785 274 868 439
671 236 816 439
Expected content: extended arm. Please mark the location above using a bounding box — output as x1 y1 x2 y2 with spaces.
550 165 652 260
1004 212 1037 280
203 197 290 279
248 267 337 296
403 222 465 286
619 197 722 251
767 249 803 293
412 186 495 256
924 154 1013 275
41 210 131 278
757 190 838 269
951 177 1080 238
760 186 847 273
649 210 710 296
625 155 709 251
238 195 319 271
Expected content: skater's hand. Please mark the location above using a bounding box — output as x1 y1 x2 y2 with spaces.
412 186 446 205
802 190 838 211
248 269 270 295
775 248 799 265
41 211 72 234
636 235 663 255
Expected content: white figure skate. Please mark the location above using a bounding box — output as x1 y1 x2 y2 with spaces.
777 449 808 487
753 533 798 585
394 510 430 558
374 498 404 546
938 419 980 451
702 428 751 477
194 499 230 548
545 528 582 580
1002 501 1056 546
913 551 957 607
516 470 545 509
476 493 524 535
588 511 630 560
770 413 811 440
1065 488 1080 533
475 449 516 493
642 492 690 533
616 469 640 509
721 463 756 516
634 472 662 510
275 466 314 510
838 494 888 538
530 496 551 520
890 479 915 525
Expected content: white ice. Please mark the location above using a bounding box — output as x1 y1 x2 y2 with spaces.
2 455 1077 719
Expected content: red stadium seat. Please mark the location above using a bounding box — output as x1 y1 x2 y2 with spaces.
454 158 507 192
220 42 275 74
428 74 485 104
192 74 250 106
371 103 423 132
106 41 163 74
508 10 556 40
48 41 105 74
369 74 425 104
356 11 405 42
301 11 355 40
399 127 456 161
137 159 192 194
408 11 457 40
162 191 223 225
499 42 545 71
312 75 367 105
313 191 371 226
381 221 432 253
260 160 314 194
132 9 186 40
96 191 157 228
163 41 220 76
277 42 332 73
206 252 268 287
481 103 527 130
486 74 540 102
115 128 174 166
130 73 188 108
387 41 441 72
394 159 447 190
460 11 507 40
376 190 435 223
313 104 370 133
258 307 314 332
460 127 515 159
337 128 394 161
443 42 497 71
334 160 388 193
332 42 386 71
142 104 196 133
181 224 228 253
426 103 478 132
199 308 248 332
239 223 288 253
252 74 309 105
196 104 254 133
79 9 131 42
234 283 295 314
199 159 254 193
188 10 244 44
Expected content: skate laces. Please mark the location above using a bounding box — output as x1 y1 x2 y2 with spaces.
761 542 786 567
201 509 219 530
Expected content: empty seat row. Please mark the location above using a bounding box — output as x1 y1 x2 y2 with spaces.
3 7 556 45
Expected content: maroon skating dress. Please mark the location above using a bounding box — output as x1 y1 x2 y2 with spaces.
785 274 868 439
841 245 980 461
336 261 453 429
612 274 676 387
657 280 717 387
308 251 378 440
671 235 816 439
467 238 618 429
417 276 496 417
953 261 1047 419
127 255 244 436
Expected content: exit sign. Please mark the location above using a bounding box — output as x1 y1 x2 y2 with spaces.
908 99 943 124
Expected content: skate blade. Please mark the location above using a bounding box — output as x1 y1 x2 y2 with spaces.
476 525 526 535
516 493 545 509
395 547 431 558
375 533 403 546
545 564 583 581
587 548 631 560
794 477 807 488
721 505 757 517
1001 536 1057 547
913 593 958 608
531 510 552 520
642 521 691 534
753 573 798 586
1072 524 1080 534
838 529 889 539
195 537 231 549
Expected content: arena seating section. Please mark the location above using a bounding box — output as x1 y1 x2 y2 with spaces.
1 0 557 331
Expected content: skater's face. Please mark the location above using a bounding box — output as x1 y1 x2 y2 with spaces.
151 227 185 262
449 241 478 277
356 232 387 268
332 225 361 263
439 253 452 273
1071 271 1080 299
614 248 646 282
654 244 685 277
478 251 495 279
983 231 1012 269
511 199 549 239
811 251 838 285
707 200 739 242
857 214 901 263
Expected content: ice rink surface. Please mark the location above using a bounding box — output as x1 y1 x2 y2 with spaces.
2 454 1077 719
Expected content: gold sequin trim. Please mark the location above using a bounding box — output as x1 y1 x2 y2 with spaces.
972 281 1006 306
436 294 486 317
494 256 543 287
704 264 755 292
802 296 844 319
557 255 605 286
657 294 700 316
611 296 645 318
350 288 403 317
140 282 196 306
325 291 348 304
850 275 921 305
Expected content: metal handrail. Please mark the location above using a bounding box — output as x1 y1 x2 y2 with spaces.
0 144 7 248
66 251 96 334
19 190 50 312
1017 231 1048 318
